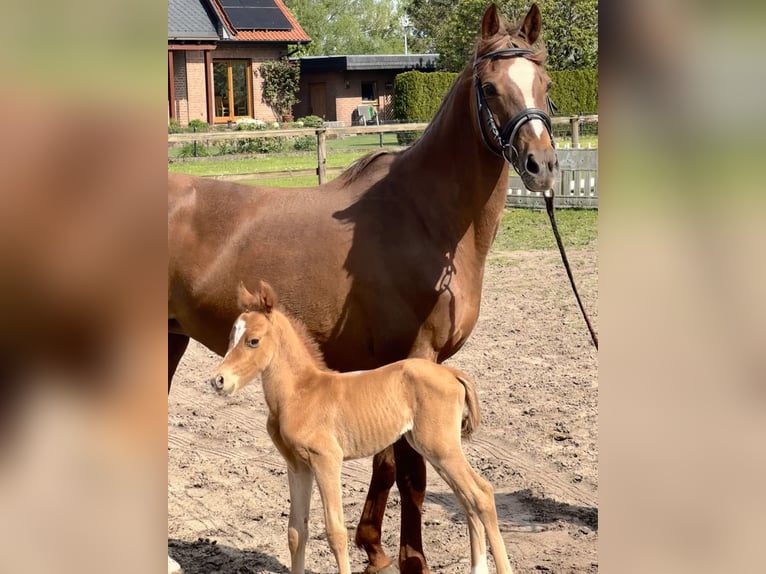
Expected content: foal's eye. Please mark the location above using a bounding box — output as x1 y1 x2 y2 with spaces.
247 338 260 348
482 83 498 97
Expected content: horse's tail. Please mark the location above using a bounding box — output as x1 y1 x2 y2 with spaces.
453 369 481 439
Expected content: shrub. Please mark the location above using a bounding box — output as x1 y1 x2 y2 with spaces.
292 135 316 151
168 119 183 134
236 119 267 131
548 70 598 115
188 119 210 131
258 59 300 119
298 115 324 128
237 137 287 154
177 142 210 157
393 71 457 145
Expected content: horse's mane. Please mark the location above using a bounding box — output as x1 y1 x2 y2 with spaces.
336 150 397 186
278 308 331 372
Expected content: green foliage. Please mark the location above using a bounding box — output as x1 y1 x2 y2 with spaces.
406 0 597 72
393 71 457 121
188 119 209 131
168 119 183 134
549 69 598 114
393 71 457 145
258 59 301 118
285 0 406 56
177 142 210 157
237 137 288 154
299 115 324 128
292 135 317 151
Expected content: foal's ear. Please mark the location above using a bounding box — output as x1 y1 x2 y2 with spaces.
256 280 277 315
481 3 501 39
518 3 542 45
237 281 259 312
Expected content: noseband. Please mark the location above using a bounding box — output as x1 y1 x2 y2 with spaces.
473 48 555 173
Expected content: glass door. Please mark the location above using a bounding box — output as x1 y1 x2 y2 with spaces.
213 60 252 123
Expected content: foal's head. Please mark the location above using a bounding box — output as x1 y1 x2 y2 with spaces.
473 3 558 191
209 281 278 395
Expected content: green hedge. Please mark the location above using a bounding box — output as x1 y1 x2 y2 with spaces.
393 71 458 122
393 69 598 122
549 69 598 115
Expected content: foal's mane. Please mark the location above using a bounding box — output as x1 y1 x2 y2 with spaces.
279 308 331 372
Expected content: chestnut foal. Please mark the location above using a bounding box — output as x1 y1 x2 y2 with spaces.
209 281 513 574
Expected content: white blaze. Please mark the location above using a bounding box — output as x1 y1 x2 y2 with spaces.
225 319 246 357
507 58 544 138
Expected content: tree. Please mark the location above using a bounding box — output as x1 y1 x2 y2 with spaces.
405 0 598 71
258 59 301 120
285 0 406 56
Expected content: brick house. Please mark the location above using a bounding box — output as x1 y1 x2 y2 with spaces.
295 54 439 125
168 0 310 126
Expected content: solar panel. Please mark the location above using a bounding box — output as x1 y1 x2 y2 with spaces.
219 0 293 31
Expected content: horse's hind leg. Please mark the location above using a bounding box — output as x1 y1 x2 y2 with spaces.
168 332 189 393
394 437 429 574
355 446 397 574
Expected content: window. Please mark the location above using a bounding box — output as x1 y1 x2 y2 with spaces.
361 81 377 103
213 60 252 122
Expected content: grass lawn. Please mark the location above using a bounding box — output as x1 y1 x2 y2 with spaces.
493 208 597 251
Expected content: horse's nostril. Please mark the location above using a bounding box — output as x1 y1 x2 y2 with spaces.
525 154 540 175
214 375 224 389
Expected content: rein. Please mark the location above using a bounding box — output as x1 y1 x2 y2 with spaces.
475 48 599 350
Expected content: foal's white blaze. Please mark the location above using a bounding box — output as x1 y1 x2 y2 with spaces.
226 318 246 357
471 553 489 574
507 58 543 138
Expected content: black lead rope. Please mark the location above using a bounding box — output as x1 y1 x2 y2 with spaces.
543 189 599 350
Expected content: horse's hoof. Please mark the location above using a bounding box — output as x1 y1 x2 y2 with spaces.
168 555 183 574
364 564 399 574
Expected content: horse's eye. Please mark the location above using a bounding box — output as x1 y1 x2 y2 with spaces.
482 83 498 97
247 338 260 348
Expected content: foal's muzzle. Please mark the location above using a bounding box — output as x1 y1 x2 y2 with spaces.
209 375 225 392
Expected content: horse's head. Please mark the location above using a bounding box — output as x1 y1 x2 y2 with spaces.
473 3 558 192
209 281 278 395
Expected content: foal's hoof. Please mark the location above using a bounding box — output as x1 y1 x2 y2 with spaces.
168 555 183 574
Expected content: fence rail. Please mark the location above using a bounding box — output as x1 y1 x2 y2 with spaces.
169 115 598 208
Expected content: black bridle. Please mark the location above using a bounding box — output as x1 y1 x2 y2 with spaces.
473 48 555 174
474 48 599 350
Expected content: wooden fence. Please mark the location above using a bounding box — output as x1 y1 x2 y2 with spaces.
168 115 598 208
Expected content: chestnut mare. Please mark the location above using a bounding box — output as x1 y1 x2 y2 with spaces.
210 281 513 574
168 4 558 573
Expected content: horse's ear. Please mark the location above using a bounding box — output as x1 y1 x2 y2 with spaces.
518 3 542 45
237 281 259 311
481 3 501 39
257 280 277 315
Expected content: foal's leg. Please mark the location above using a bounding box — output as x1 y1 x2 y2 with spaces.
312 451 352 574
287 465 314 574
167 332 189 393
432 451 513 574
355 446 397 574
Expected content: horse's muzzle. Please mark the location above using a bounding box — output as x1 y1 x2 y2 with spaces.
209 374 225 392
521 147 559 192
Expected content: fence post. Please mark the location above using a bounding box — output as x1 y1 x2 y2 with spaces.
316 129 327 185
570 116 580 149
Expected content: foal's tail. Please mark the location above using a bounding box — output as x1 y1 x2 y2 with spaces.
452 369 481 439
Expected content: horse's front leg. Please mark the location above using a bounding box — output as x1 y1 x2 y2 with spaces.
355 446 397 574
312 450 352 574
394 438 429 574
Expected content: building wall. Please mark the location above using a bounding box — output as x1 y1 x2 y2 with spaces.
170 44 291 126
297 70 398 126
172 51 189 123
